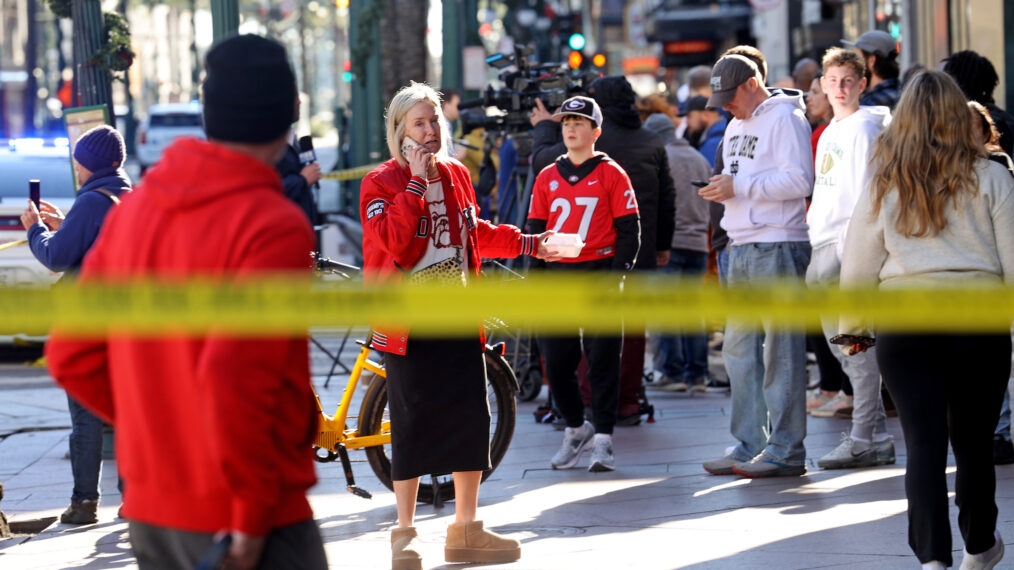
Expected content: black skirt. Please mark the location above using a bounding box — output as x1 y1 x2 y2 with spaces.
383 336 491 480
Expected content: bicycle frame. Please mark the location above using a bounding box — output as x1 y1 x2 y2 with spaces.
312 335 389 453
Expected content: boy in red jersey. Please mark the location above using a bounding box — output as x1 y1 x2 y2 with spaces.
527 95 640 472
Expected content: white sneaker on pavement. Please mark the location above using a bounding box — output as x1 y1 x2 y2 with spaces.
809 391 853 418
551 421 594 470
960 529 1004 570
588 434 615 472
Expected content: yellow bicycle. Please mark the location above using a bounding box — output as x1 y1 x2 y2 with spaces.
310 256 518 505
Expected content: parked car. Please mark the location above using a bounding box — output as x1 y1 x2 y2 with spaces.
135 102 204 172
0 138 77 287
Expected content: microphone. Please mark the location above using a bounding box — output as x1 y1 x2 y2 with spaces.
298 135 320 190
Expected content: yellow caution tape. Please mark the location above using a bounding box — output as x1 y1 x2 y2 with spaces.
1 274 1012 336
0 239 28 252
320 163 383 181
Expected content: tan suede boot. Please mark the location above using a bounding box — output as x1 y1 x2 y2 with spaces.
391 526 422 570
444 520 521 563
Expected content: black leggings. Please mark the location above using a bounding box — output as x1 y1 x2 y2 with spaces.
877 332 1010 565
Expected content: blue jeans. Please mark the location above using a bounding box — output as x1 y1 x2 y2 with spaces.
715 247 729 285
653 249 709 381
67 395 104 502
723 241 811 464
996 388 1011 439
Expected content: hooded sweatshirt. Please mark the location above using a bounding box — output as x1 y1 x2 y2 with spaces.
46 138 318 536
808 106 891 257
720 91 813 244
643 113 712 253
531 76 675 270
27 166 131 274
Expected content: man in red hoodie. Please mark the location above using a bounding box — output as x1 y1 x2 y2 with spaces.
45 35 326 569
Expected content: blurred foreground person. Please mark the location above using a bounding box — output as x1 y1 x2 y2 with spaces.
839 70 1014 569
46 34 327 570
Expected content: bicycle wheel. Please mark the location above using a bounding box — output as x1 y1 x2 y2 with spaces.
360 347 518 504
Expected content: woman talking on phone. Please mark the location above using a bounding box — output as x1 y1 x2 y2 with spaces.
360 82 560 570
838 70 1014 569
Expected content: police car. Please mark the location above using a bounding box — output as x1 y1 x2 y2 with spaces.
0 137 77 287
135 102 204 172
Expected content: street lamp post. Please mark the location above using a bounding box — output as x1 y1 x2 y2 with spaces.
210 0 239 42
72 0 113 124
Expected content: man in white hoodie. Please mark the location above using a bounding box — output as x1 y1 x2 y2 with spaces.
806 47 895 469
698 54 814 478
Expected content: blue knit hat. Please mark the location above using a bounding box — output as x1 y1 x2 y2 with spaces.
73 125 126 171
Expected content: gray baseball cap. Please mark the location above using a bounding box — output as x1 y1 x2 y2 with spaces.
842 30 898 57
553 96 603 127
706 55 760 109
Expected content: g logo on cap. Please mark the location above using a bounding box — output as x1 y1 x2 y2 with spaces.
564 99 585 111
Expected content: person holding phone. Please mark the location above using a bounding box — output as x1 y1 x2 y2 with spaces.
839 70 1014 569
20 124 132 526
360 82 560 570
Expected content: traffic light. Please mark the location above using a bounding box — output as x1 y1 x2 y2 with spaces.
568 50 583 70
592 53 606 68
568 33 586 51
341 60 352 82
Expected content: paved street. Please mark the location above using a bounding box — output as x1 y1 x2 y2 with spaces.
1 335 1013 569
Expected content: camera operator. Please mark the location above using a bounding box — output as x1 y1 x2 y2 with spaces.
530 76 676 425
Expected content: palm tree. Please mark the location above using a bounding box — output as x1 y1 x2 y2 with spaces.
378 0 428 104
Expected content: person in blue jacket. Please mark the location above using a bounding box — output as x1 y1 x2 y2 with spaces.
20 124 132 524
23 125 132 274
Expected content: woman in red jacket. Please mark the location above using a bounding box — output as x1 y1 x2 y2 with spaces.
361 82 558 570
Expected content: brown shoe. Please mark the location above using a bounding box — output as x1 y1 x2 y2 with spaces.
391 526 422 570
60 500 98 525
445 520 521 564
833 406 854 419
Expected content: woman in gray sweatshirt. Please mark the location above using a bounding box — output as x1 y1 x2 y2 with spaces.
839 70 1014 570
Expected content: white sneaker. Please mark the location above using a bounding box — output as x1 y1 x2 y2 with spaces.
809 391 853 417
960 529 1004 570
551 421 594 470
588 434 615 472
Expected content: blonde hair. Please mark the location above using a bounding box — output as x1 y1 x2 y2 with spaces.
869 70 983 237
821 47 865 79
384 82 448 165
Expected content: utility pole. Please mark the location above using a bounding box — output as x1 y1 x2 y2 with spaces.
442 0 462 90
25 0 39 133
72 0 113 124
211 0 239 42
348 0 384 213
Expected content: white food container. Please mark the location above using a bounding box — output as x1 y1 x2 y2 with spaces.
544 233 585 258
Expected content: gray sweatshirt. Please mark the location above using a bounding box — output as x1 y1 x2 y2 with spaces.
643 113 713 253
839 158 1014 334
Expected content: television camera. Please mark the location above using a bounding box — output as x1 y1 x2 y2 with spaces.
458 45 599 153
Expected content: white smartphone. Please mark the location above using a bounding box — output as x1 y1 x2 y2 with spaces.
401 136 423 156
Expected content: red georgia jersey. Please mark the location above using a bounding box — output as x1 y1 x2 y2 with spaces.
529 156 639 263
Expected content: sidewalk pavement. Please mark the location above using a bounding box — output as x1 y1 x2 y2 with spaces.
2 350 1013 569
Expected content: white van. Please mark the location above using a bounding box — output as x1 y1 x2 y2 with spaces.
135 102 204 172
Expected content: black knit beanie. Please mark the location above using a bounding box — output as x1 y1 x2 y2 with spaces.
202 34 296 143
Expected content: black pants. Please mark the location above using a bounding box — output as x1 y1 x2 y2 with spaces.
540 332 623 434
128 518 327 570
877 332 1010 565
808 334 851 394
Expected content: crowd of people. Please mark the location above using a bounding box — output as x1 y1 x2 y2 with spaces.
513 29 1014 570
29 27 1014 570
